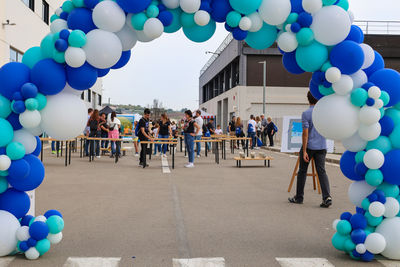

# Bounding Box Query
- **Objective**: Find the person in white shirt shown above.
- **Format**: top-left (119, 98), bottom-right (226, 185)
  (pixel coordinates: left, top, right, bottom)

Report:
top-left (194, 110), bottom-right (203, 158)
top-left (248, 115), bottom-right (257, 149)
top-left (107, 112), bottom-right (121, 158)
top-left (215, 125), bottom-right (223, 135)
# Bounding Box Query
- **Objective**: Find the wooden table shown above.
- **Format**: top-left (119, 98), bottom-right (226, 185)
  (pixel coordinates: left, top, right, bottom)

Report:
top-left (234, 156), bottom-right (274, 168)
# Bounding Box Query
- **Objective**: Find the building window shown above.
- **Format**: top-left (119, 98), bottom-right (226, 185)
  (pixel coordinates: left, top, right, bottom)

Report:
top-left (81, 92), bottom-right (84, 100)
top-left (87, 90), bottom-right (91, 103)
top-left (42, 0), bottom-right (49, 25)
top-left (92, 92), bottom-right (96, 106)
top-left (21, 0), bottom-right (35, 11)
top-left (9, 47), bottom-right (23, 63)
top-left (98, 95), bottom-right (102, 106)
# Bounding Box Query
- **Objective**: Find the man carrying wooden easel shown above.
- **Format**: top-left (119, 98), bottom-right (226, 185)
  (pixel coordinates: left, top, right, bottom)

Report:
top-left (288, 92), bottom-right (332, 208)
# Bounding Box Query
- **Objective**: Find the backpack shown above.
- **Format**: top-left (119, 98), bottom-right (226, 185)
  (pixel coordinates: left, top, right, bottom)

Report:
top-left (273, 123), bottom-right (278, 133)
top-left (134, 122), bottom-right (140, 136)
top-left (248, 123), bottom-right (254, 133)
top-left (235, 127), bottom-right (242, 135)
top-left (89, 119), bottom-right (98, 132)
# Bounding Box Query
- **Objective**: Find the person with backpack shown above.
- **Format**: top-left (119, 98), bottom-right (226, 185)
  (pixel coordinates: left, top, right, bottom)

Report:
top-left (183, 110), bottom-right (200, 168)
top-left (87, 109), bottom-right (105, 158)
top-left (235, 117), bottom-right (245, 149)
top-left (100, 113), bottom-right (109, 154)
top-left (247, 115), bottom-right (257, 149)
top-left (108, 111), bottom-right (121, 158)
top-left (194, 110), bottom-right (203, 158)
top-left (138, 109), bottom-right (154, 167)
top-left (266, 117), bottom-right (278, 147)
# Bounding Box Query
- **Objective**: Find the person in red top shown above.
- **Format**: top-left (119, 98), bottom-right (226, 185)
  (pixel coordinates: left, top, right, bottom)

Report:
top-left (87, 109), bottom-right (106, 158)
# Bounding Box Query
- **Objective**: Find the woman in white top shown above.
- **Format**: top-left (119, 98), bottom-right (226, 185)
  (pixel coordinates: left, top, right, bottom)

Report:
top-left (108, 112), bottom-right (121, 158)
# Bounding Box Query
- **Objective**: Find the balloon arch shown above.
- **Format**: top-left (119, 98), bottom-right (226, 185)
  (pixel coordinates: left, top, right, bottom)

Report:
top-left (0, 0), bottom-right (400, 262)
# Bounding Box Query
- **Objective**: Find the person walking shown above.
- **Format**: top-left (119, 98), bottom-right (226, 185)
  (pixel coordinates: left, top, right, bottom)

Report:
top-left (194, 110), bottom-right (203, 158)
top-left (100, 113), bottom-right (109, 154)
top-left (84, 108), bottom-right (93, 156)
top-left (289, 91), bottom-right (332, 208)
top-left (183, 110), bottom-right (200, 168)
top-left (152, 122), bottom-right (161, 156)
top-left (157, 113), bottom-right (173, 157)
top-left (108, 111), bottom-right (121, 158)
top-left (133, 121), bottom-right (139, 157)
top-left (247, 115), bottom-right (257, 149)
top-left (51, 140), bottom-right (60, 155)
top-left (235, 117), bottom-right (245, 149)
top-left (87, 109), bottom-right (104, 158)
top-left (266, 117), bottom-right (277, 147)
top-left (138, 109), bottom-right (153, 167)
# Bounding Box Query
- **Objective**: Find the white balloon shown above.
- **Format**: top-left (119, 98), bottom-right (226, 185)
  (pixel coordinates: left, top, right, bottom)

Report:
top-left (360, 43), bottom-right (375, 70)
top-left (162, 0), bottom-right (180, 9)
top-left (277, 32), bottom-right (298, 53)
top-left (65, 47), bottom-right (86, 68)
top-left (312, 95), bottom-right (359, 140)
top-left (348, 180), bottom-right (376, 208)
top-left (285, 24), bottom-right (292, 33)
top-left (310, 6), bottom-right (351, 46)
top-left (0, 210), bottom-right (20, 257)
top-left (369, 201), bottom-right (385, 217)
top-left (348, 10), bottom-right (355, 24)
top-left (368, 86), bottom-right (381, 100)
top-left (0, 155), bottom-right (11, 171)
top-left (374, 99), bottom-right (384, 109)
top-left (115, 23), bottom-right (138, 51)
top-left (194, 10), bottom-right (210, 26)
top-left (180, 0), bottom-right (201, 13)
top-left (19, 110), bottom-right (41, 129)
top-left (83, 29), bottom-right (122, 69)
top-left (47, 232), bottom-right (63, 244)
top-left (332, 219), bottom-right (340, 231)
top-left (92, 0), bottom-right (126, 32)
top-left (13, 129), bottom-right (37, 154)
top-left (258, 0), bottom-right (291, 26)
top-left (239, 16), bottom-right (252, 31)
top-left (50, 19), bottom-right (68, 34)
top-left (55, 7), bottom-right (63, 16)
top-left (325, 67), bottom-right (341, 84)
top-left (376, 217), bottom-right (400, 259)
top-left (350, 70), bottom-right (368, 90)
top-left (359, 106), bottom-right (381, 125)
top-left (25, 247), bottom-right (40, 260)
top-left (134, 29), bottom-right (155, 42)
top-left (355, 244), bottom-right (366, 254)
top-left (27, 126), bottom-right (44, 136)
top-left (40, 93), bottom-right (87, 140)
top-left (359, 123), bottom-right (381, 141)
top-left (384, 197), bottom-right (400, 218)
top-left (34, 215), bottom-right (47, 222)
top-left (365, 233), bottom-right (386, 254)
top-left (332, 75), bottom-right (353, 95)
top-left (342, 132), bottom-right (367, 152)
top-left (302, 0), bottom-right (322, 14)
top-left (248, 12), bottom-right (263, 32)
top-left (143, 18), bottom-right (164, 40)
top-left (61, 83), bottom-right (83, 96)
top-left (16, 226), bottom-right (30, 242)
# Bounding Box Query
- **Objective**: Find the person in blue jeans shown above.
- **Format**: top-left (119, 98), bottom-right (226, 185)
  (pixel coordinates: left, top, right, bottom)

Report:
top-left (194, 110), bottom-right (204, 158)
top-left (51, 141), bottom-right (60, 154)
top-left (183, 110), bottom-right (200, 168)
top-left (157, 113), bottom-right (173, 157)
top-left (247, 115), bottom-right (257, 149)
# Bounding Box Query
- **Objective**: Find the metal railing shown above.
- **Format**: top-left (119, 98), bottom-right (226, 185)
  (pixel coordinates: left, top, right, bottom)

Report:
top-left (200, 33), bottom-right (233, 76)
top-left (354, 20), bottom-right (400, 35)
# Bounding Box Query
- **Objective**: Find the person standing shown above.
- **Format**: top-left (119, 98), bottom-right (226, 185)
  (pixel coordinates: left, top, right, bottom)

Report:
top-left (87, 109), bottom-right (104, 158)
top-left (108, 112), bottom-right (121, 158)
top-left (235, 117), bottom-right (245, 149)
top-left (266, 117), bottom-right (277, 147)
top-left (133, 121), bottom-right (139, 157)
top-left (194, 110), bottom-right (203, 158)
top-left (247, 115), bottom-right (257, 149)
top-left (256, 116), bottom-right (262, 140)
top-left (157, 113), bottom-right (173, 157)
top-left (183, 110), bottom-right (200, 168)
top-left (206, 118), bottom-right (215, 150)
top-left (100, 113), bottom-right (109, 154)
top-left (152, 122), bottom-right (161, 156)
top-left (84, 108), bottom-right (93, 156)
top-left (261, 114), bottom-right (268, 145)
top-left (229, 116), bottom-right (237, 149)
top-left (138, 109), bottom-right (154, 167)
top-left (289, 91), bottom-right (332, 208)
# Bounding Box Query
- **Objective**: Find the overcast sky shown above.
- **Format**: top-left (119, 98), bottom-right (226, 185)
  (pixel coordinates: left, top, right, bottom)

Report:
top-left (103, 0), bottom-right (400, 110)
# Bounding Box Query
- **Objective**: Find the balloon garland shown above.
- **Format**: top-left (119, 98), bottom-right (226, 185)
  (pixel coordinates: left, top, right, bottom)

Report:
top-left (0, 0), bottom-right (400, 261)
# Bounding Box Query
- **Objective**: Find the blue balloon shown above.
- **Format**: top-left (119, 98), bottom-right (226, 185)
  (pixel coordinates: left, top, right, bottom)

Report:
top-left (19, 241), bottom-right (29, 252)
top-left (44, 209), bottom-right (63, 219)
top-left (290, 0), bottom-right (304, 13)
top-left (66, 63), bottom-right (98, 90)
top-left (60, 11), bottom-right (69, 20)
top-left (12, 100), bottom-right (26, 114)
top-left (21, 215), bottom-right (34, 226)
top-left (157, 4), bottom-right (167, 13)
top-left (309, 80), bottom-right (323, 100)
top-left (340, 151), bottom-right (363, 181)
top-left (245, 23), bottom-right (277, 50)
top-left (351, 229), bottom-right (367, 244)
top-left (59, 29), bottom-right (70, 41)
top-left (12, 92), bottom-right (23, 101)
top-left (158, 11), bottom-right (173, 27)
top-left (364, 51), bottom-right (384, 77)
top-left (67, 8), bottom-right (97, 34)
top-left (55, 39), bottom-right (69, 52)
top-left (361, 251), bottom-right (375, 262)
top-left (356, 207), bottom-right (365, 215)
top-left (83, 0), bottom-right (99, 9)
top-left (7, 154), bottom-right (45, 191)
top-left (21, 83), bottom-right (38, 100)
top-left (0, 62), bottom-right (31, 100)
top-left (0, 188), bottom-right (30, 219)
top-left (6, 112), bottom-right (22, 130)
top-left (8, 158), bottom-right (31, 180)
top-left (368, 193), bottom-right (378, 203)
top-left (375, 190), bottom-right (386, 204)
top-left (116, 0), bottom-right (151, 13)
top-left (354, 162), bottom-right (368, 177)
top-left (340, 212), bottom-right (352, 221)
top-left (31, 59), bottom-right (66, 95)
top-left (111, 50), bottom-right (131, 70)
top-left (311, 71), bottom-right (325, 84)
top-left (29, 221), bottom-right (49, 241)
top-left (380, 116), bottom-right (395, 136)
top-left (369, 69), bottom-right (400, 107)
top-left (345, 25), bottom-right (364, 44)
top-left (297, 12), bottom-right (312, 28)
top-left (200, 1), bottom-right (212, 13)
top-left (330, 41), bottom-right (364, 75)
top-left (283, 52), bottom-right (305, 75)
top-left (232, 28), bottom-right (248, 41)
top-left (97, 68), bottom-right (110, 78)
top-left (32, 136), bottom-right (42, 157)
top-left (224, 23), bottom-right (234, 32)
top-left (183, 20), bottom-right (216, 43)
top-left (290, 22), bottom-right (301, 33)
top-left (211, 0), bottom-right (233, 23)
top-left (350, 214), bottom-right (367, 230)
top-left (27, 237), bottom-right (37, 247)
top-left (381, 149), bottom-right (400, 185)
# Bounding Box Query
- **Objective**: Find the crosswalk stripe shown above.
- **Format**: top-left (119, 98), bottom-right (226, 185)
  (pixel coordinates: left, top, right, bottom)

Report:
top-left (276, 258), bottom-right (335, 267)
top-left (0, 257), bottom-right (14, 267)
top-left (162, 156), bottom-right (171, 174)
top-left (173, 258), bottom-right (225, 267)
top-left (378, 260), bottom-right (400, 267)
top-left (63, 257), bottom-right (121, 267)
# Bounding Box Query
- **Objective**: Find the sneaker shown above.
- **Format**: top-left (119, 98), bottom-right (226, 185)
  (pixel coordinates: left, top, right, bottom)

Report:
top-left (197, 155), bottom-right (201, 158)
top-left (162, 154), bottom-right (167, 158)
top-left (185, 163), bottom-right (194, 168)
top-left (51, 151), bottom-right (56, 154)
top-left (320, 197), bottom-right (332, 208)
top-left (135, 153), bottom-right (139, 157)
top-left (184, 155), bottom-right (188, 158)
top-left (288, 197), bottom-right (303, 204)
top-left (96, 156), bottom-right (101, 159)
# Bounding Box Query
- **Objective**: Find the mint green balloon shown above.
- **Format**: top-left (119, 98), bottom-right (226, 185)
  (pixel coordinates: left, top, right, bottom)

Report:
top-left (380, 91), bottom-right (390, 107)
top-left (380, 108), bottom-right (385, 118)
top-left (72, 0), bottom-right (85, 7)
top-left (47, 216), bottom-right (64, 234)
top-left (36, 239), bottom-right (51, 255)
top-left (25, 98), bottom-right (39, 111)
top-left (35, 93), bottom-right (47, 111)
top-left (366, 225), bottom-right (376, 233)
top-left (226, 11), bottom-right (241, 28)
top-left (378, 182), bottom-right (400, 198)
top-left (164, 8), bottom-right (182, 33)
top-left (386, 108), bottom-right (400, 125)
top-left (6, 142), bottom-right (25, 160)
top-left (319, 85), bottom-right (334, 96)
top-left (395, 102), bottom-right (400, 110)
top-left (337, 0), bottom-right (349, 10)
top-left (337, 220), bottom-right (352, 235)
top-left (344, 238), bottom-right (356, 252)
top-left (350, 88), bottom-right (368, 107)
top-left (321, 61), bottom-right (333, 72)
top-left (183, 20), bottom-right (216, 43)
top-left (355, 151), bottom-right (366, 163)
top-left (146, 5), bottom-right (159, 18)
top-left (50, 14), bottom-right (59, 23)
top-left (245, 23), bottom-right (277, 50)
top-left (68, 30), bottom-right (86, 47)
top-left (0, 177), bottom-right (8, 194)
top-left (62, 1), bottom-right (75, 12)
top-left (0, 95), bottom-right (11, 119)
top-left (390, 126), bottom-right (400, 149)
top-left (366, 136), bottom-right (392, 154)
top-left (365, 212), bottom-right (383, 227)
top-left (296, 28), bottom-right (314, 46)
top-left (0, 171), bottom-right (8, 177)
top-left (286, 13), bottom-right (299, 24)
top-left (40, 34), bottom-right (56, 58)
top-left (53, 50), bottom-right (66, 64)
top-left (295, 41), bottom-right (328, 72)
top-left (181, 12), bottom-right (195, 28)
top-left (131, 13), bottom-right (148, 31)
top-left (365, 169), bottom-right (384, 187)
top-left (0, 119), bottom-right (13, 147)
top-left (22, 47), bottom-right (44, 69)
top-left (229, 0), bottom-right (262, 15)
top-left (361, 198), bottom-right (370, 210)
top-left (323, 0), bottom-right (336, 5)
top-left (332, 233), bottom-right (347, 251)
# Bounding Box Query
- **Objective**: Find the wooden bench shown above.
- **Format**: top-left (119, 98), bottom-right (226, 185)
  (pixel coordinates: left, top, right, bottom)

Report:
top-left (100, 147), bottom-right (130, 156)
top-left (234, 156), bottom-right (274, 168)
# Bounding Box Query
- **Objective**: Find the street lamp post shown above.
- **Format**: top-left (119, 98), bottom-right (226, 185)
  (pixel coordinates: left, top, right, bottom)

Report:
top-left (259, 61), bottom-right (267, 115)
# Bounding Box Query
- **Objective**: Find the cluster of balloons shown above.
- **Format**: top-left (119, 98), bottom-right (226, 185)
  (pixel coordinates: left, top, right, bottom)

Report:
top-left (0, 209), bottom-right (63, 259)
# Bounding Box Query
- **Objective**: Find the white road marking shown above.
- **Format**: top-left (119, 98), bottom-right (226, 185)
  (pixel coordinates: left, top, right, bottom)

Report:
top-left (173, 258), bottom-right (225, 267)
top-left (63, 257), bottom-right (121, 267)
top-left (276, 258), bottom-right (335, 267)
top-left (0, 257), bottom-right (14, 267)
top-left (162, 156), bottom-right (171, 174)
top-left (378, 260), bottom-right (400, 267)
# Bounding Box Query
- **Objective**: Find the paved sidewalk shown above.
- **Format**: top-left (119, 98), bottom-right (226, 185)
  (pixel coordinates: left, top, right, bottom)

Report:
top-left (263, 146), bottom-right (342, 164)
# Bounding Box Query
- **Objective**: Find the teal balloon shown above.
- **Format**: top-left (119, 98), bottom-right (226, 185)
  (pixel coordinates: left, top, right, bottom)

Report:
top-left (296, 28), bottom-right (314, 46)
top-left (296, 41), bottom-right (328, 72)
top-left (131, 13), bottom-right (148, 31)
top-left (0, 118), bottom-right (14, 147)
top-left (344, 238), bottom-right (356, 252)
top-left (25, 98), bottom-right (39, 111)
top-left (365, 212), bottom-right (383, 227)
top-left (6, 142), bottom-right (26, 161)
top-left (164, 8), bottom-right (182, 33)
top-left (50, 14), bottom-right (59, 23)
top-left (0, 177), bottom-right (8, 194)
top-left (181, 12), bottom-right (195, 28)
top-left (366, 136), bottom-right (392, 154)
top-left (72, 0), bottom-right (85, 7)
top-left (361, 198), bottom-right (370, 210)
top-left (245, 23), bottom-right (277, 50)
top-left (40, 34), bottom-right (56, 58)
top-left (286, 13), bottom-right (299, 24)
top-left (319, 85), bottom-right (334, 96)
top-left (389, 126), bottom-right (400, 149)
top-left (380, 91), bottom-right (390, 107)
top-left (377, 182), bottom-right (400, 198)
top-left (386, 108), bottom-right (400, 125)
top-left (337, 0), bottom-right (349, 10)
top-left (0, 171), bottom-right (8, 177)
top-left (35, 93), bottom-right (47, 111)
top-left (62, 1), bottom-right (75, 12)
top-left (355, 151), bottom-right (366, 163)
top-left (22, 47), bottom-right (44, 69)
top-left (337, 220), bottom-right (352, 235)
top-left (351, 88), bottom-right (368, 107)
top-left (332, 233), bottom-right (347, 251)
top-left (36, 239), bottom-right (51, 255)
top-left (68, 30), bottom-right (87, 47)
top-left (146, 5), bottom-right (159, 18)
top-left (229, 0), bottom-right (262, 15)
top-left (226, 11), bottom-right (242, 28)
top-left (365, 169), bottom-right (384, 187)
top-left (183, 20), bottom-right (216, 43)
top-left (0, 95), bottom-right (11, 119)
top-left (46, 215), bottom-right (65, 234)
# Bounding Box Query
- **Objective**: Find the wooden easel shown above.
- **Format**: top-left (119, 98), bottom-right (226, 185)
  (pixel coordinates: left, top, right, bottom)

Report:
top-left (288, 156), bottom-right (321, 194)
